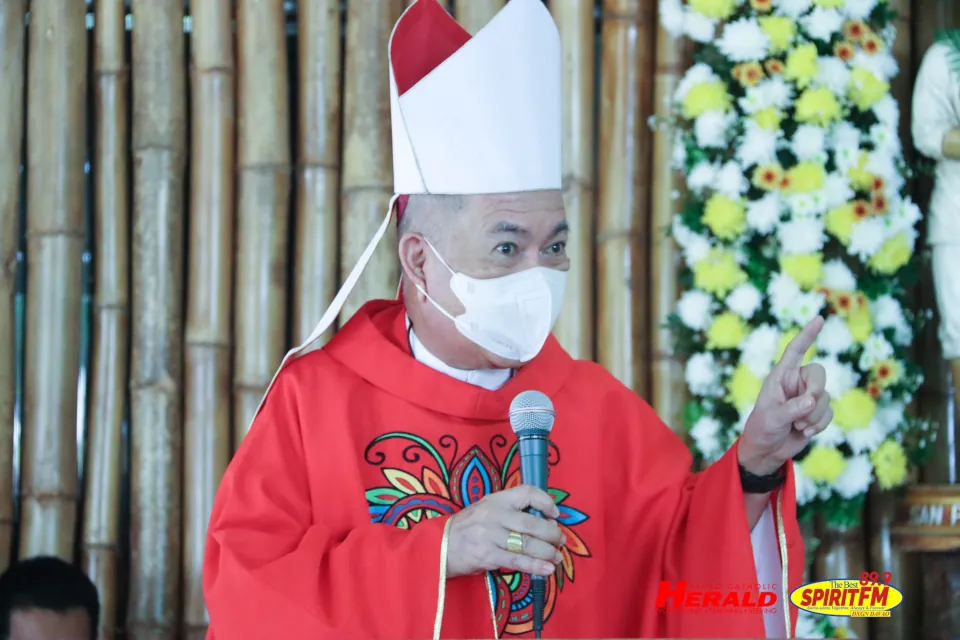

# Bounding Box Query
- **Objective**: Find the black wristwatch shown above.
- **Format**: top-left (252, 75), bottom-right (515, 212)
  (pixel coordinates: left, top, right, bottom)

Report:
top-left (739, 463), bottom-right (786, 494)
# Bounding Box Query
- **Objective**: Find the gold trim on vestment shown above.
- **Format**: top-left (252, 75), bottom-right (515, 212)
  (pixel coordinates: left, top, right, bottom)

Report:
top-left (775, 490), bottom-right (791, 639)
top-left (485, 571), bottom-right (499, 639)
top-left (433, 519), bottom-right (453, 640)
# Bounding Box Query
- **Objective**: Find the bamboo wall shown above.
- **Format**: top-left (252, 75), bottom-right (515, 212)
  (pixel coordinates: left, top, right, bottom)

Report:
top-left (0, 1), bottom-right (952, 638)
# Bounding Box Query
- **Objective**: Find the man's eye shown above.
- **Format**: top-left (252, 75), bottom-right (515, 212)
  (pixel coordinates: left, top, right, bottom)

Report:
top-left (545, 241), bottom-right (566, 256)
top-left (495, 242), bottom-right (519, 256)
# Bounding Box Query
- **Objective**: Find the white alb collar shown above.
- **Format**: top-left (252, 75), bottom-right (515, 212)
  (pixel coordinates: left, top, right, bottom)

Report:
top-left (407, 316), bottom-right (512, 391)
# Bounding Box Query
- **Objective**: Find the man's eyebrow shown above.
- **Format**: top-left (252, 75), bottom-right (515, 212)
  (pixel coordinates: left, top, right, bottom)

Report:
top-left (488, 221), bottom-right (528, 235)
top-left (550, 220), bottom-right (569, 236)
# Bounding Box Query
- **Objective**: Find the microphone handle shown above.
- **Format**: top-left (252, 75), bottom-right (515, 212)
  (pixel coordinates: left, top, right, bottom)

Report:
top-left (518, 434), bottom-right (550, 638)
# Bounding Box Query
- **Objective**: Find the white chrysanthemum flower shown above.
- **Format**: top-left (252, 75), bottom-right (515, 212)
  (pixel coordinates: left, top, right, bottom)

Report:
top-left (816, 55), bottom-right (852, 95)
top-left (776, 0), bottom-right (814, 19)
top-left (796, 611), bottom-right (828, 639)
top-left (865, 149), bottom-right (899, 182)
top-left (687, 161), bottom-right (719, 193)
top-left (823, 173), bottom-right (855, 209)
top-left (791, 290), bottom-right (827, 326)
top-left (736, 122), bottom-right (779, 167)
top-left (846, 419), bottom-right (888, 454)
top-left (875, 401), bottom-right (905, 434)
top-left (685, 352), bottom-right (724, 398)
top-left (860, 333), bottom-right (895, 370)
top-left (813, 422), bottom-right (846, 447)
top-left (716, 160), bottom-right (749, 198)
top-left (869, 123), bottom-right (901, 155)
top-left (726, 283), bottom-right (763, 320)
top-left (741, 324), bottom-right (780, 378)
top-left (835, 454), bottom-right (874, 499)
top-left (769, 273), bottom-right (803, 326)
top-left (834, 145), bottom-right (861, 173)
top-left (848, 217), bottom-right (887, 260)
top-left (873, 95), bottom-right (900, 128)
top-left (786, 193), bottom-right (817, 219)
top-left (746, 192), bottom-right (783, 234)
top-left (843, 0), bottom-right (878, 20)
top-left (831, 121), bottom-right (863, 150)
top-left (814, 356), bottom-right (859, 398)
top-left (791, 124), bottom-right (827, 162)
top-left (794, 464), bottom-right (821, 506)
top-left (779, 218), bottom-right (826, 255)
top-left (675, 63), bottom-right (718, 102)
top-left (851, 50), bottom-right (898, 82)
top-left (676, 289), bottom-right (714, 331)
top-left (659, 0), bottom-right (685, 36)
top-left (671, 136), bottom-right (687, 169)
top-left (889, 198), bottom-right (923, 236)
top-left (690, 415), bottom-right (725, 462)
top-left (695, 110), bottom-right (731, 149)
top-left (672, 219), bottom-right (712, 265)
top-left (684, 9), bottom-right (718, 43)
top-left (802, 7), bottom-right (844, 42)
top-left (763, 76), bottom-right (794, 109)
top-left (821, 258), bottom-right (857, 291)
top-left (717, 18), bottom-right (770, 62)
top-left (872, 295), bottom-right (906, 332)
top-left (817, 315), bottom-right (855, 355)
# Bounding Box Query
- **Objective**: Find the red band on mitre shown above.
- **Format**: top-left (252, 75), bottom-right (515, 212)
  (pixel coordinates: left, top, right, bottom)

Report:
top-left (390, 0), bottom-right (472, 97)
top-left (395, 194), bottom-right (410, 224)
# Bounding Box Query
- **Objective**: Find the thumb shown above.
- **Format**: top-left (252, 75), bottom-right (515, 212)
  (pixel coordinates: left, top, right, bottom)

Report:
top-left (774, 394), bottom-right (816, 426)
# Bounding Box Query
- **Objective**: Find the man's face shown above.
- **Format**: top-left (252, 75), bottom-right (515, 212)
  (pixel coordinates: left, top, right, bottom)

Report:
top-left (408, 189), bottom-right (569, 367)
top-left (9, 608), bottom-right (92, 640)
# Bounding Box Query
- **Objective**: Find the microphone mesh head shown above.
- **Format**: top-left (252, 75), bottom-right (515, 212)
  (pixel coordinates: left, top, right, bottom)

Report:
top-left (509, 390), bottom-right (555, 436)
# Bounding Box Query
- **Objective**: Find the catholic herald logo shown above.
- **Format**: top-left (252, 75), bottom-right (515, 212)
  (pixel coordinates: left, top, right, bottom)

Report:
top-left (655, 580), bottom-right (778, 615)
top-left (790, 573), bottom-right (903, 618)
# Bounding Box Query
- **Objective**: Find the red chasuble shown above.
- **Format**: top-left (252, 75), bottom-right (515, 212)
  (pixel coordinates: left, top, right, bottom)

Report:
top-left (203, 300), bottom-right (803, 639)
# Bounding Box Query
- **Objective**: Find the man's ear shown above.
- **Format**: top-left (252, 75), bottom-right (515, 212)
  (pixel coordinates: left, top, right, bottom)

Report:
top-left (398, 233), bottom-right (428, 294)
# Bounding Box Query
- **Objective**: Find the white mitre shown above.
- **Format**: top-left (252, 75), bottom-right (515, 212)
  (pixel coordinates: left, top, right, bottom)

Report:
top-left (247, 0), bottom-right (562, 423)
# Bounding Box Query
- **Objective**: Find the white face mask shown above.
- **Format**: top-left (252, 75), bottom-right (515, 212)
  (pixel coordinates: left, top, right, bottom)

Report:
top-left (415, 239), bottom-right (567, 363)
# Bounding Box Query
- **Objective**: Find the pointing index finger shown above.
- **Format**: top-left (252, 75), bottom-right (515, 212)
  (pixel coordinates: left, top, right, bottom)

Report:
top-left (775, 316), bottom-right (824, 372)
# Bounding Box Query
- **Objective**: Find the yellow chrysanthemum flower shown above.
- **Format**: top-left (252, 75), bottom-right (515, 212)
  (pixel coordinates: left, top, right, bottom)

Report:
top-left (795, 87), bottom-right (842, 125)
top-left (753, 106), bottom-right (784, 131)
top-left (868, 233), bottom-right (912, 274)
top-left (872, 359), bottom-right (903, 389)
top-left (802, 446), bottom-right (847, 484)
top-left (750, 0), bottom-right (773, 12)
top-left (847, 151), bottom-right (875, 191)
top-left (759, 16), bottom-right (796, 52)
top-left (682, 81), bottom-right (732, 119)
top-left (825, 203), bottom-right (856, 245)
top-left (776, 328), bottom-right (817, 365)
top-left (703, 194), bottom-right (747, 240)
top-left (785, 162), bottom-right (826, 193)
top-left (727, 362), bottom-right (764, 411)
top-left (752, 163), bottom-right (784, 191)
top-left (832, 388), bottom-right (877, 430)
top-left (848, 304), bottom-right (873, 342)
top-left (871, 439), bottom-right (909, 489)
top-left (688, 0), bottom-right (737, 19)
top-left (785, 43), bottom-right (820, 89)
top-left (848, 67), bottom-right (889, 111)
top-left (707, 312), bottom-right (749, 350)
top-left (780, 253), bottom-right (823, 290)
top-left (693, 248), bottom-right (749, 298)
top-left (814, 0), bottom-right (846, 7)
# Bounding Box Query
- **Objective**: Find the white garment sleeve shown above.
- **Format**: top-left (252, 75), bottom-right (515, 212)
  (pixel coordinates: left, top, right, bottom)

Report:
top-left (912, 44), bottom-right (959, 160)
top-left (751, 505), bottom-right (786, 639)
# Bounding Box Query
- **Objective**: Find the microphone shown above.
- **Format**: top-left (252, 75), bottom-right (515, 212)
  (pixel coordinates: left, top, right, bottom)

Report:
top-left (509, 390), bottom-right (555, 640)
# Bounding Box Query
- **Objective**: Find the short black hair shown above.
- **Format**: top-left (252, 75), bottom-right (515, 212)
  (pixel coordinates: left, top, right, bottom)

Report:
top-left (0, 556), bottom-right (99, 639)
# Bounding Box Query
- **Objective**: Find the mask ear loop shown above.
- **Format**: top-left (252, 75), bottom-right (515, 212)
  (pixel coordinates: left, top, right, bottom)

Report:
top-left (247, 194), bottom-right (401, 425)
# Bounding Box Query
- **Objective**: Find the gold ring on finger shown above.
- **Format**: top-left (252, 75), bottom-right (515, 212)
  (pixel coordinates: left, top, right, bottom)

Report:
top-left (506, 530), bottom-right (525, 555)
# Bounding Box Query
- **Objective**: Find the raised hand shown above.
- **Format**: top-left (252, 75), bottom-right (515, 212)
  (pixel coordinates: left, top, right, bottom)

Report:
top-left (446, 485), bottom-right (565, 578)
top-left (738, 316), bottom-right (833, 476)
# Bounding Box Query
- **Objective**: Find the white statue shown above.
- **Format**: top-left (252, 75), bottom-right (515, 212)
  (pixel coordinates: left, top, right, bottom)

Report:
top-left (912, 31), bottom-right (960, 410)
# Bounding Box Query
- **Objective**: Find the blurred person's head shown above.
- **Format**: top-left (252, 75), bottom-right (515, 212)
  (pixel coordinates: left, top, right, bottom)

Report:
top-left (0, 556), bottom-right (98, 640)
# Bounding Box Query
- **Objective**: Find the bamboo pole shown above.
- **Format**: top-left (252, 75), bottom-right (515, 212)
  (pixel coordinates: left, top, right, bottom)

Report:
top-left (549, 0), bottom-right (595, 362)
top-left (339, 1), bottom-right (401, 323)
top-left (815, 519), bottom-right (869, 637)
top-left (596, 0), bottom-right (655, 397)
top-left (82, 0), bottom-right (128, 635)
top-left (0, 0), bottom-right (25, 571)
top-left (293, 0), bottom-right (341, 347)
top-left (129, 1), bottom-right (186, 636)
top-left (453, 0), bottom-right (503, 34)
top-left (233, 0), bottom-right (291, 447)
top-left (19, 0), bottom-right (87, 561)
top-left (649, 23), bottom-right (687, 432)
top-left (184, 1), bottom-right (235, 637)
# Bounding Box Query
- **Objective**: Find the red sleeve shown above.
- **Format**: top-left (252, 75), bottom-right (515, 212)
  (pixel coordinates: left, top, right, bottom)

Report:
top-left (625, 402), bottom-right (803, 639)
top-left (202, 367), bottom-right (449, 640)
